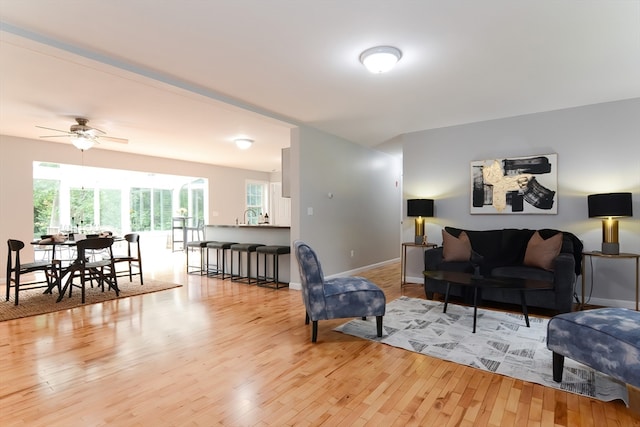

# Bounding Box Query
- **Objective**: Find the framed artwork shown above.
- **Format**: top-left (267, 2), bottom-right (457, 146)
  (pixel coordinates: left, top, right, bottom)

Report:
top-left (470, 154), bottom-right (558, 214)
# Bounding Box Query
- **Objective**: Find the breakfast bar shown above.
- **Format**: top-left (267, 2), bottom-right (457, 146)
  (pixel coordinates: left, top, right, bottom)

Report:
top-left (205, 224), bottom-right (291, 283)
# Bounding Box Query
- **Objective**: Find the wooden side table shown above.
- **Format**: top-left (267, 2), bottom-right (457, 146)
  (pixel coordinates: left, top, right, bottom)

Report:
top-left (581, 251), bottom-right (640, 311)
top-left (401, 242), bottom-right (437, 288)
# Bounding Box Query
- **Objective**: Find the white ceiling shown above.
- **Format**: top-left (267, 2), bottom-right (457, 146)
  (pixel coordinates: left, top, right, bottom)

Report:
top-left (1, 1), bottom-right (639, 173)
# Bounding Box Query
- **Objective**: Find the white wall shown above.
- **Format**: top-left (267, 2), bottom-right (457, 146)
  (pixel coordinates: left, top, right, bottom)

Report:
top-left (402, 99), bottom-right (640, 308)
top-left (0, 135), bottom-right (270, 273)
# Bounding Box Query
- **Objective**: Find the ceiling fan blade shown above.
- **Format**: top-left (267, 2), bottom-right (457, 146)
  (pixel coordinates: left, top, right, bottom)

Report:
top-left (40, 135), bottom-right (74, 138)
top-left (100, 135), bottom-right (129, 144)
top-left (36, 125), bottom-right (71, 134)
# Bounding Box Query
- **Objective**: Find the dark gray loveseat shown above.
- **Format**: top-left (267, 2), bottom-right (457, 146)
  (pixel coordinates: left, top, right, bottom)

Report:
top-left (424, 227), bottom-right (583, 313)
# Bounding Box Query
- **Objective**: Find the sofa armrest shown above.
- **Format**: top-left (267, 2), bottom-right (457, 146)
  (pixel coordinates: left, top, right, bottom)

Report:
top-left (424, 247), bottom-right (444, 270)
top-left (553, 253), bottom-right (577, 313)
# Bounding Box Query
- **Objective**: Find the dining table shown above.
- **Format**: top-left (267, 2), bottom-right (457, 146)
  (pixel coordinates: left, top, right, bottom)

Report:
top-left (31, 235), bottom-right (124, 301)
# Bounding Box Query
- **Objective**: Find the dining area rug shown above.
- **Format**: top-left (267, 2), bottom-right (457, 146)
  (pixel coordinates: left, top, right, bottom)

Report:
top-left (335, 296), bottom-right (629, 406)
top-left (1, 278), bottom-right (181, 322)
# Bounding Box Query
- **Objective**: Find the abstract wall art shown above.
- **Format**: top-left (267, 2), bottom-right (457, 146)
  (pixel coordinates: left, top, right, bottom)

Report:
top-left (470, 154), bottom-right (558, 214)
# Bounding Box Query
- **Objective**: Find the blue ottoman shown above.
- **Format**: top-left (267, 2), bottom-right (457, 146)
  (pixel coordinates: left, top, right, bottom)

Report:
top-left (547, 308), bottom-right (640, 405)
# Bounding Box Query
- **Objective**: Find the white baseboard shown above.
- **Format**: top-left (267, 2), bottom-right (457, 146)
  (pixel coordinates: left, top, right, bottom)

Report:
top-left (288, 257), bottom-right (401, 292)
top-left (581, 296), bottom-right (638, 310)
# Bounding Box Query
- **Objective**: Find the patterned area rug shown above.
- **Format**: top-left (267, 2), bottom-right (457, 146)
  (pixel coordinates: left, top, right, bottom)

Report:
top-left (1, 278), bottom-right (181, 322)
top-left (335, 296), bottom-right (628, 405)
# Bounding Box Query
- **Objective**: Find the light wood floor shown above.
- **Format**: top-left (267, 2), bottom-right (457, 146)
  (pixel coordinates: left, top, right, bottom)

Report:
top-left (1, 251), bottom-right (638, 426)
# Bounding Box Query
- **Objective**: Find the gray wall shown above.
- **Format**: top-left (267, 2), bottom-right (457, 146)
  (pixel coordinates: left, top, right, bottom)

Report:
top-left (289, 125), bottom-right (402, 286)
top-left (402, 98), bottom-right (640, 308)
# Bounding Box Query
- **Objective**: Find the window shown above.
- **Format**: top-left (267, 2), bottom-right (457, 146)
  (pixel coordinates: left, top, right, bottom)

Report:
top-left (179, 179), bottom-right (205, 226)
top-left (130, 187), bottom-right (151, 231)
top-left (70, 187), bottom-right (95, 229)
top-left (100, 189), bottom-right (122, 234)
top-left (245, 181), bottom-right (268, 225)
top-left (33, 162), bottom-right (207, 238)
top-left (33, 178), bottom-right (60, 237)
top-left (153, 188), bottom-right (172, 231)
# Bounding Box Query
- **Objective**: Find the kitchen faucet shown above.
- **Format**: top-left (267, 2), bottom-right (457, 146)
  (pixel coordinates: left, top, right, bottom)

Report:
top-left (243, 208), bottom-right (257, 224)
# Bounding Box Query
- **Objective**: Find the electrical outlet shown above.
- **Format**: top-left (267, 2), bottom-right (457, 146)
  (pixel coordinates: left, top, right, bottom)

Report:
top-left (350, 250), bottom-right (355, 257)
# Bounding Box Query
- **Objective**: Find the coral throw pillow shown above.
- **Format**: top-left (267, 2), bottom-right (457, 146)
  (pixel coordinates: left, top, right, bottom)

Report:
top-left (524, 231), bottom-right (563, 271)
top-left (442, 229), bottom-right (471, 262)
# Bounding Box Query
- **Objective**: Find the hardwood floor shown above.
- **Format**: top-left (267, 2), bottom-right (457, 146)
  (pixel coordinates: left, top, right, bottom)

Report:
top-left (1, 250), bottom-right (638, 426)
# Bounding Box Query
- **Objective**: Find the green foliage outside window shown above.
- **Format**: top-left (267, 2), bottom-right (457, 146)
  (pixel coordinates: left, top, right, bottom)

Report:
top-left (100, 189), bottom-right (122, 234)
top-left (33, 179), bottom-right (60, 237)
top-left (130, 188), bottom-right (151, 231)
top-left (153, 188), bottom-right (172, 231)
top-left (70, 187), bottom-right (95, 230)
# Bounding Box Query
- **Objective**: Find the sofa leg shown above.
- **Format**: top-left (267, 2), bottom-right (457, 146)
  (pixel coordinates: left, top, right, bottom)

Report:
top-left (552, 352), bottom-right (564, 382)
top-left (376, 316), bottom-right (383, 337)
top-left (311, 320), bottom-right (318, 343)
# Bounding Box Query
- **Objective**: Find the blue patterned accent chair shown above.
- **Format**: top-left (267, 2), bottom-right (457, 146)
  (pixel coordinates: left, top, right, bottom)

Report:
top-left (293, 240), bottom-right (386, 343)
top-left (547, 308), bottom-right (640, 394)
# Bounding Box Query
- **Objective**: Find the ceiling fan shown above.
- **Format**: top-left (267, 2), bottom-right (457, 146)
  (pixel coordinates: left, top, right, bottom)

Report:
top-left (37, 117), bottom-right (128, 150)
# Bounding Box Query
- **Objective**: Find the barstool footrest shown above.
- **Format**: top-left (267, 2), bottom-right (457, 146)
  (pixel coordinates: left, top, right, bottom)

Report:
top-left (256, 245), bottom-right (290, 289)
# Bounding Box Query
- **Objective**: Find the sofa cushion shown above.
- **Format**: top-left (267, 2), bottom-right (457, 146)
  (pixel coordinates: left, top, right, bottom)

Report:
top-left (492, 265), bottom-right (555, 282)
top-left (524, 231), bottom-right (563, 271)
top-left (442, 229), bottom-right (471, 262)
top-left (500, 228), bottom-right (535, 266)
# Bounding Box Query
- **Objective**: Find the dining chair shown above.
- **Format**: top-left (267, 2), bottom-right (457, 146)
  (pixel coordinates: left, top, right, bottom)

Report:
top-left (6, 239), bottom-right (60, 305)
top-left (112, 233), bottom-right (143, 284)
top-left (61, 237), bottom-right (119, 303)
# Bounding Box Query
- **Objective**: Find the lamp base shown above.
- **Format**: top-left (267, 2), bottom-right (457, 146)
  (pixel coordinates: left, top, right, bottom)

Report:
top-left (602, 242), bottom-right (619, 255)
top-left (415, 235), bottom-right (424, 244)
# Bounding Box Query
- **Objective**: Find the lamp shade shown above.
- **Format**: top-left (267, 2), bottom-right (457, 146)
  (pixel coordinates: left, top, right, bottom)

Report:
top-left (587, 193), bottom-right (633, 218)
top-left (407, 199), bottom-right (434, 217)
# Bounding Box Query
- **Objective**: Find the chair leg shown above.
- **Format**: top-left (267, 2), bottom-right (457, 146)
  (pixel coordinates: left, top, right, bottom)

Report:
top-left (312, 320), bottom-right (318, 343)
top-left (305, 312), bottom-right (310, 325)
top-left (14, 276), bottom-right (20, 306)
top-left (552, 352), bottom-right (564, 382)
top-left (376, 316), bottom-right (383, 337)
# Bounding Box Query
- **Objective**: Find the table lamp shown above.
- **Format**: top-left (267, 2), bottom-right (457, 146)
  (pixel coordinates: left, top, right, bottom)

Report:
top-left (587, 192), bottom-right (633, 255)
top-left (407, 199), bottom-right (434, 244)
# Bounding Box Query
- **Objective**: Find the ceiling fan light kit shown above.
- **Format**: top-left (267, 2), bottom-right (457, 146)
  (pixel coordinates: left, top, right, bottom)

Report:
top-left (71, 135), bottom-right (95, 151)
top-left (37, 117), bottom-right (129, 150)
top-left (360, 46), bottom-right (402, 74)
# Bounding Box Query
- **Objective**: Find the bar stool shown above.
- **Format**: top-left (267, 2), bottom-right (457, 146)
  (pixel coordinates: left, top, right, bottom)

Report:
top-left (206, 241), bottom-right (237, 279)
top-left (230, 243), bottom-right (265, 284)
top-left (256, 245), bottom-right (291, 289)
top-left (187, 239), bottom-right (216, 275)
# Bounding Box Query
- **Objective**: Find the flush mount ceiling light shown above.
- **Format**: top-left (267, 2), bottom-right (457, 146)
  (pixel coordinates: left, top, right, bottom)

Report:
top-left (359, 46), bottom-right (402, 74)
top-left (71, 135), bottom-right (95, 151)
top-left (234, 138), bottom-right (254, 150)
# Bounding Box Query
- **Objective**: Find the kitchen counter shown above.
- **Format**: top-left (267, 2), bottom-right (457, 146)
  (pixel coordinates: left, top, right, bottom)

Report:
top-left (205, 224), bottom-right (291, 283)
top-left (205, 224), bottom-right (290, 246)
top-left (208, 224), bottom-right (290, 229)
